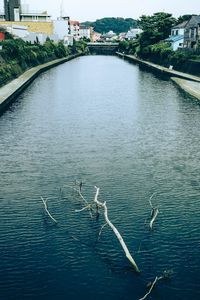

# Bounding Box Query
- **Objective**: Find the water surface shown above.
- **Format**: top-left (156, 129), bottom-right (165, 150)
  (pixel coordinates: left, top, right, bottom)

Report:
top-left (0, 55), bottom-right (200, 300)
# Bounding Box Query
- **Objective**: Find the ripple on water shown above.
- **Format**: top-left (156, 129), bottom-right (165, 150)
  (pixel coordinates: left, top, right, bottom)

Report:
top-left (0, 56), bottom-right (200, 300)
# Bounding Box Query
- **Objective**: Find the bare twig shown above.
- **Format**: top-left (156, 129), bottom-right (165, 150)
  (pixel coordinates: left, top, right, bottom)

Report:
top-left (75, 204), bottom-right (92, 213)
top-left (149, 192), bottom-right (156, 208)
top-left (138, 270), bottom-right (173, 300)
top-left (138, 276), bottom-right (162, 300)
top-left (150, 208), bottom-right (159, 229)
top-left (41, 197), bottom-right (57, 224)
top-left (148, 193), bottom-right (159, 230)
top-left (63, 184), bottom-right (89, 205)
top-left (98, 223), bottom-right (108, 240)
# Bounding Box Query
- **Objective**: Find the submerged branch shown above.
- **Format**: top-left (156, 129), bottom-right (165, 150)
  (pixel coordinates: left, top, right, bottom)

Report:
top-left (41, 197), bottom-right (57, 223)
top-left (138, 276), bottom-right (162, 300)
top-left (139, 270), bottom-right (172, 300)
top-left (98, 223), bottom-right (108, 240)
top-left (148, 193), bottom-right (159, 229)
top-left (93, 186), bottom-right (140, 273)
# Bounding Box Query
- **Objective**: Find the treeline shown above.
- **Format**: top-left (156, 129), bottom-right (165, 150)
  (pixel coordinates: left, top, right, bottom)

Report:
top-left (82, 17), bottom-right (137, 34)
top-left (0, 35), bottom-right (87, 87)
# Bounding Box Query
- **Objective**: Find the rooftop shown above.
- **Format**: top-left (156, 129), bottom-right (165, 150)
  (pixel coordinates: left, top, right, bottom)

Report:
top-left (172, 21), bottom-right (188, 29)
top-left (165, 35), bottom-right (184, 42)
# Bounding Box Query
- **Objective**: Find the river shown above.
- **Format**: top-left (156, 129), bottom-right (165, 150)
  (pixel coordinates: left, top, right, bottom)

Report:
top-left (0, 55), bottom-right (200, 300)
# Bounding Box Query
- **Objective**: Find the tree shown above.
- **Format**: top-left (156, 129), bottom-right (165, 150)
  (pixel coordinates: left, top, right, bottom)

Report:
top-left (137, 12), bottom-right (176, 57)
top-left (176, 14), bottom-right (195, 24)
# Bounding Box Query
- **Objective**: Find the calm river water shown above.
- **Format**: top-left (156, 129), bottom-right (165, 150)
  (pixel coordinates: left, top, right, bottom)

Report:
top-left (0, 55), bottom-right (200, 300)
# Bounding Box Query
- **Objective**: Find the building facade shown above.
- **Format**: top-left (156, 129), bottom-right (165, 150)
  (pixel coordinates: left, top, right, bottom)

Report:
top-left (165, 21), bottom-right (187, 51)
top-left (79, 25), bottom-right (92, 40)
top-left (4, 0), bottom-right (21, 21)
top-left (69, 20), bottom-right (80, 40)
top-left (184, 15), bottom-right (200, 49)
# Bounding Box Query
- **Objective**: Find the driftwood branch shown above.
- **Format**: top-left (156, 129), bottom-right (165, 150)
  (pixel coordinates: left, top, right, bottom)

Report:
top-left (98, 223), bottom-right (108, 240)
top-left (75, 204), bottom-right (92, 213)
top-left (63, 184), bottom-right (94, 218)
top-left (138, 276), bottom-right (162, 300)
top-left (41, 197), bottom-right (57, 223)
top-left (93, 186), bottom-right (140, 273)
top-left (139, 270), bottom-right (172, 300)
top-left (63, 184), bottom-right (89, 205)
top-left (149, 193), bottom-right (159, 230)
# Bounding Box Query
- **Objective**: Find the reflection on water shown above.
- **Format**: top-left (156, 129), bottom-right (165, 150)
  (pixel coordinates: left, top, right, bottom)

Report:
top-left (0, 56), bottom-right (200, 300)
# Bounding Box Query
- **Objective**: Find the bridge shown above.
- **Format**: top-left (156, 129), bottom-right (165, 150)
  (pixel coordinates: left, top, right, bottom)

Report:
top-left (87, 42), bottom-right (119, 55)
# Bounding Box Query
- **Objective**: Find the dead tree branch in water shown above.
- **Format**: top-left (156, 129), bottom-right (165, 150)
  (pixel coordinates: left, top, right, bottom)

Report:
top-left (41, 197), bottom-right (58, 224)
top-left (93, 186), bottom-right (140, 273)
top-left (149, 193), bottom-right (159, 230)
top-left (138, 270), bottom-right (173, 300)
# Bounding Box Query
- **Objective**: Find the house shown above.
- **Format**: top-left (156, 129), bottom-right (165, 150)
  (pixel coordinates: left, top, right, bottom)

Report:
top-left (91, 31), bottom-right (101, 42)
top-left (79, 25), bottom-right (92, 40)
top-left (20, 11), bottom-right (51, 22)
top-left (53, 17), bottom-right (70, 40)
top-left (165, 21), bottom-right (188, 51)
top-left (69, 20), bottom-right (80, 40)
top-left (125, 28), bottom-right (142, 40)
top-left (102, 30), bottom-right (117, 41)
top-left (184, 15), bottom-right (200, 49)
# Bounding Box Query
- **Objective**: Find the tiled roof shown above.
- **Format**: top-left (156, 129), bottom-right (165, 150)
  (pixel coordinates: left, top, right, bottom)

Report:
top-left (70, 20), bottom-right (79, 25)
top-left (172, 21), bottom-right (188, 29)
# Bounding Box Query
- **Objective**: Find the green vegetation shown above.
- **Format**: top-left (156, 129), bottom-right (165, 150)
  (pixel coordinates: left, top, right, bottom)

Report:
top-left (118, 12), bottom-right (200, 75)
top-left (0, 34), bottom-right (87, 87)
top-left (82, 17), bottom-right (137, 34)
top-left (136, 12), bottom-right (176, 57)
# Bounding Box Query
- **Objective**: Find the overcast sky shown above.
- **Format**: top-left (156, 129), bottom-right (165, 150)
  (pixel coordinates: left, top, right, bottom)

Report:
top-left (2, 0), bottom-right (200, 21)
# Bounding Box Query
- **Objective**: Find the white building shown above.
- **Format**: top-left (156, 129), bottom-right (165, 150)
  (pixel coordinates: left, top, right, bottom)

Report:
top-left (1, 24), bottom-right (28, 38)
top-left (53, 18), bottom-right (70, 40)
top-left (79, 25), bottom-right (92, 40)
top-left (0, 0), bottom-right (4, 20)
top-left (20, 3), bottom-right (51, 22)
top-left (126, 28), bottom-right (143, 40)
top-left (63, 34), bottom-right (73, 46)
top-left (20, 11), bottom-right (51, 22)
top-left (102, 30), bottom-right (117, 41)
top-left (23, 32), bottom-right (59, 44)
top-left (165, 21), bottom-right (188, 51)
top-left (69, 20), bottom-right (80, 40)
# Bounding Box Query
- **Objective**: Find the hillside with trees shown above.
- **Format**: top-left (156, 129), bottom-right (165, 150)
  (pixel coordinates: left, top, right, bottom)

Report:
top-left (82, 17), bottom-right (137, 34)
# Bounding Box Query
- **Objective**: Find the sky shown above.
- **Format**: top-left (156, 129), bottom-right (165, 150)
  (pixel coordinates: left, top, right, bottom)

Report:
top-left (1, 0), bottom-right (200, 21)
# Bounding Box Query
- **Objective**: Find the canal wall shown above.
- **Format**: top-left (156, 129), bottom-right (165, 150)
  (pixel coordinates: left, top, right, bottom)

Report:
top-left (116, 52), bottom-right (200, 101)
top-left (171, 77), bottom-right (200, 101)
top-left (116, 52), bottom-right (200, 83)
top-left (0, 53), bottom-right (83, 115)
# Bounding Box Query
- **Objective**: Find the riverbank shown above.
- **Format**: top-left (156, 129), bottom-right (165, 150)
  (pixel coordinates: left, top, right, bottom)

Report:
top-left (0, 53), bottom-right (82, 115)
top-left (171, 77), bottom-right (200, 101)
top-left (117, 52), bottom-right (200, 101)
top-left (116, 52), bottom-right (200, 83)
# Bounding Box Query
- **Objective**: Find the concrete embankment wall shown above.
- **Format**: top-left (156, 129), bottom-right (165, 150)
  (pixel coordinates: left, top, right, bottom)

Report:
top-left (117, 52), bottom-right (200, 101)
top-left (171, 77), bottom-right (200, 101)
top-left (116, 52), bottom-right (200, 83)
top-left (0, 53), bottom-right (83, 115)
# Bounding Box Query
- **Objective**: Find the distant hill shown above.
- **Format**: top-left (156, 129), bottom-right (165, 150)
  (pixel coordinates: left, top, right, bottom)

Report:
top-left (82, 17), bottom-right (137, 34)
